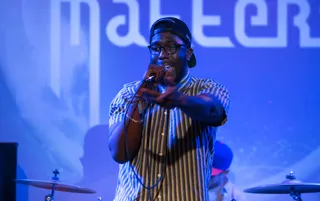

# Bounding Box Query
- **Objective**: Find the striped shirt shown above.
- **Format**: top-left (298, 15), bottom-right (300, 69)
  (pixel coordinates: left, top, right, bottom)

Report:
top-left (109, 72), bottom-right (230, 201)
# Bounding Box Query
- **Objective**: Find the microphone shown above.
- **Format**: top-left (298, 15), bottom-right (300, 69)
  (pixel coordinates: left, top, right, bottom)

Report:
top-left (144, 75), bottom-right (155, 82)
top-left (144, 65), bottom-right (170, 83)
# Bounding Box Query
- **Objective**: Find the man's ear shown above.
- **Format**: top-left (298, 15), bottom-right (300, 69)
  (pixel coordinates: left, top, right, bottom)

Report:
top-left (186, 47), bottom-right (194, 60)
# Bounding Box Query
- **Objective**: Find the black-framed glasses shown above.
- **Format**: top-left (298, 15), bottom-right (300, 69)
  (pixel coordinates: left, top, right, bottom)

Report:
top-left (148, 44), bottom-right (188, 55)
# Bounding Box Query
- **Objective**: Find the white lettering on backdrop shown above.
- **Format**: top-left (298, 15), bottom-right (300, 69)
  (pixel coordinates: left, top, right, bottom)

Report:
top-left (50, 0), bottom-right (319, 124)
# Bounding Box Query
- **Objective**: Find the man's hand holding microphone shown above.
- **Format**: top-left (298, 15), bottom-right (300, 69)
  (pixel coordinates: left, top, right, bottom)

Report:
top-left (137, 64), bottom-right (184, 110)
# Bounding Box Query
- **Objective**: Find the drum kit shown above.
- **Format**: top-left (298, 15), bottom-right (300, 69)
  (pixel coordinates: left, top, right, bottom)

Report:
top-left (14, 169), bottom-right (101, 201)
top-left (14, 169), bottom-right (320, 201)
top-left (243, 171), bottom-right (320, 201)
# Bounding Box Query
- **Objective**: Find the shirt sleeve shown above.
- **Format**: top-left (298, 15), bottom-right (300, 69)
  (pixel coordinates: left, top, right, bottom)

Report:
top-left (198, 79), bottom-right (230, 125)
top-left (108, 87), bottom-right (132, 128)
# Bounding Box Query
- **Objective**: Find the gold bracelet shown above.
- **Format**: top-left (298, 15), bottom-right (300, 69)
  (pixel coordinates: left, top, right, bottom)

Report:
top-left (126, 114), bottom-right (143, 123)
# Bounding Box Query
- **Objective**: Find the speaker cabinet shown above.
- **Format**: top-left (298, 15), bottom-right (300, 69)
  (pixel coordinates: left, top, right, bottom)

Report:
top-left (0, 142), bottom-right (17, 201)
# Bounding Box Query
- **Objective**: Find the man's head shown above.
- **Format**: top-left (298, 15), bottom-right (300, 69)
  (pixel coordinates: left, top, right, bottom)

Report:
top-left (209, 140), bottom-right (234, 189)
top-left (148, 17), bottom-right (196, 83)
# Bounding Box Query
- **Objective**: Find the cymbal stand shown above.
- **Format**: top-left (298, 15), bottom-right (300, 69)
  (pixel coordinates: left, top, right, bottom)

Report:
top-left (290, 190), bottom-right (302, 201)
top-left (44, 169), bottom-right (60, 201)
top-left (286, 171), bottom-right (303, 201)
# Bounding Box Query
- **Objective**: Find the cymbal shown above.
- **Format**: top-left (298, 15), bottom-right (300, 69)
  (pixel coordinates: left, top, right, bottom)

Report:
top-left (15, 179), bottom-right (96, 194)
top-left (244, 179), bottom-right (320, 194)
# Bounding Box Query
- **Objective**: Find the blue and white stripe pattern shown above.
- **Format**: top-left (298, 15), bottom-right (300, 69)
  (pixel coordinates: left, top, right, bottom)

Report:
top-left (109, 73), bottom-right (230, 201)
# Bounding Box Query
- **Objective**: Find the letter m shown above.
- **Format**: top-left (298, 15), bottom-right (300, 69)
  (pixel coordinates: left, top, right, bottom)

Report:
top-left (50, 0), bottom-right (100, 126)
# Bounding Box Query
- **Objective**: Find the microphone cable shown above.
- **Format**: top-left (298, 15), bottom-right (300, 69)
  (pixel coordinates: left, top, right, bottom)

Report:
top-left (123, 78), bottom-right (169, 201)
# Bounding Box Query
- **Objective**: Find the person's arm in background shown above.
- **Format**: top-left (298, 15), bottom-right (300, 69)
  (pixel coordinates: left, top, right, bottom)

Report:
top-left (231, 183), bottom-right (247, 201)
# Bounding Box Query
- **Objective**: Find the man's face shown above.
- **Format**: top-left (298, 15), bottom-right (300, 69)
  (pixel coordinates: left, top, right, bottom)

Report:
top-left (208, 171), bottom-right (229, 189)
top-left (149, 32), bottom-right (191, 83)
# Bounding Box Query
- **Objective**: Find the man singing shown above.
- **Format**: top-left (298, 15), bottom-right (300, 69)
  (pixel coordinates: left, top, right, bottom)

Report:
top-left (108, 17), bottom-right (230, 201)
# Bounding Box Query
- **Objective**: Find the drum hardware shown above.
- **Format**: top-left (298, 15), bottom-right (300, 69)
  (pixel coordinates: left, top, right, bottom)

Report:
top-left (15, 169), bottom-right (96, 201)
top-left (244, 171), bottom-right (320, 201)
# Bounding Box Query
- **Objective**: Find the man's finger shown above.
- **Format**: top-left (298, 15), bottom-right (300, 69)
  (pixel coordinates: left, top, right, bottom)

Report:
top-left (140, 88), bottom-right (161, 97)
top-left (155, 92), bottom-right (170, 103)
